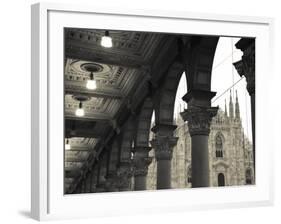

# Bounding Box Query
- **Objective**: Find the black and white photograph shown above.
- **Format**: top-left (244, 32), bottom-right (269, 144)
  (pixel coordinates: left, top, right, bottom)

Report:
top-left (63, 28), bottom-right (255, 194)
top-left (1, 0), bottom-right (280, 222)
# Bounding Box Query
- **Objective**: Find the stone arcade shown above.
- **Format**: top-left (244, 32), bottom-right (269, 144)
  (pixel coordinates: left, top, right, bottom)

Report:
top-left (63, 29), bottom-right (255, 193)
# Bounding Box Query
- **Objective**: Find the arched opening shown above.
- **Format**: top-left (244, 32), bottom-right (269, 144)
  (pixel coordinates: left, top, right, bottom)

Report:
top-left (218, 173), bottom-right (225, 186)
top-left (246, 168), bottom-right (252, 184)
top-left (187, 165), bottom-right (192, 184)
top-left (174, 72), bottom-right (187, 121)
top-left (171, 72), bottom-right (188, 189)
top-left (215, 134), bottom-right (223, 158)
top-left (211, 37), bottom-right (252, 143)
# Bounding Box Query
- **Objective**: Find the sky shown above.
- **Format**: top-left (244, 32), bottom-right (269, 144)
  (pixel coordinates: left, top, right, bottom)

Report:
top-left (174, 37), bottom-right (252, 142)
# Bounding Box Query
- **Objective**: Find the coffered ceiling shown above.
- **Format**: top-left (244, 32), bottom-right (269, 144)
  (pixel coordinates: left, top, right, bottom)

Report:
top-left (64, 28), bottom-right (179, 193)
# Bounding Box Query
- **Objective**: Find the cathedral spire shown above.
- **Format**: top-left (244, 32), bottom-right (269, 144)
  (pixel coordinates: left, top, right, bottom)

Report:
top-left (235, 90), bottom-right (240, 120)
top-left (224, 99), bottom-right (228, 117)
top-left (229, 90), bottom-right (234, 119)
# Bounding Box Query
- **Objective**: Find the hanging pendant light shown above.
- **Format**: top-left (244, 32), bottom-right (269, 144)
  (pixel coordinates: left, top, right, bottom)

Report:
top-left (75, 101), bottom-right (85, 117)
top-left (65, 138), bottom-right (71, 150)
top-left (101, 30), bottom-right (113, 48)
top-left (86, 72), bottom-right (97, 90)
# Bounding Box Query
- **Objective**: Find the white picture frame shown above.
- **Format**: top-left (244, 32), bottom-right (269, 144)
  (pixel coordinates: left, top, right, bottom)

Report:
top-left (31, 2), bottom-right (275, 221)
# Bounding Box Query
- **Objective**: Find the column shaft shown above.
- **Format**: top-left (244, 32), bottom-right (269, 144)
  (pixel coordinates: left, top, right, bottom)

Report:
top-left (117, 161), bottom-right (132, 191)
top-left (151, 124), bottom-right (178, 190)
top-left (132, 147), bottom-right (152, 191)
top-left (156, 160), bottom-right (171, 189)
top-left (191, 135), bottom-right (209, 187)
top-left (181, 93), bottom-right (218, 188)
top-left (134, 176), bottom-right (146, 190)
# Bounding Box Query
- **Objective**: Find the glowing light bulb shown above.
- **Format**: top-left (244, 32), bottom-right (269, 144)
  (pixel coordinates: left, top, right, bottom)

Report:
top-left (86, 72), bottom-right (97, 90)
top-left (101, 31), bottom-right (112, 48)
top-left (65, 139), bottom-right (71, 150)
top-left (86, 80), bottom-right (97, 90)
top-left (75, 108), bottom-right (84, 117)
top-left (75, 101), bottom-right (85, 117)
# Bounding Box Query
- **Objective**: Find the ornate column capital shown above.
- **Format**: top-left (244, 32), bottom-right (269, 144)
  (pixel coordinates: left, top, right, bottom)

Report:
top-left (150, 136), bottom-right (178, 160)
top-left (233, 58), bottom-right (255, 95)
top-left (117, 160), bottom-right (133, 176)
top-left (181, 106), bottom-right (218, 136)
top-left (132, 156), bottom-right (153, 177)
top-left (116, 160), bottom-right (133, 190)
top-left (233, 38), bottom-right (255, 96)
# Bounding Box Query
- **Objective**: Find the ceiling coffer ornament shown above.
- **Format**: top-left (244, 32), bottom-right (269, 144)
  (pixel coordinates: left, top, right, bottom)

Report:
top-left (65, 59), bottom-right (127, 88)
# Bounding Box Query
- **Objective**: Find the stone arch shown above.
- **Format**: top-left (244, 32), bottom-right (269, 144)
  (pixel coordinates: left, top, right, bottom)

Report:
top-left (135, 97), bottom-right (154, 147)
top-left (154, 61), bottom-right (184, 126)
top-left (183, 36), bottom-right (219, 92)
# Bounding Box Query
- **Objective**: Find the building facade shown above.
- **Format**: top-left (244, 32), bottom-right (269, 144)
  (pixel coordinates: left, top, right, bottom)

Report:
top-left (146, 91), bottom-right (254, 190)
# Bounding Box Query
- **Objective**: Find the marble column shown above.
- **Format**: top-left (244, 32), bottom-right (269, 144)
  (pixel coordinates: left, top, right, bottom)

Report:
top-left (181, 90), bottom-right (218, 187)
top-left (233, 38), bottom-right (255, 170)
top-left (132, 146), bottom-right (152, 191)
top-left (151, 124), bottom-right (178, 189)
